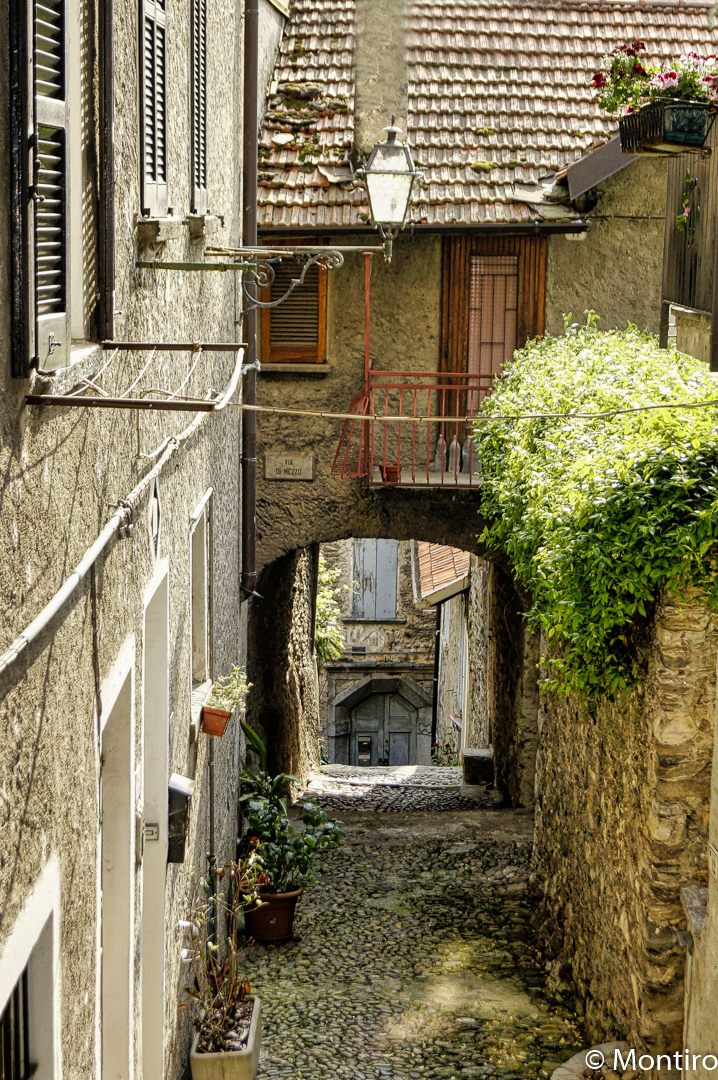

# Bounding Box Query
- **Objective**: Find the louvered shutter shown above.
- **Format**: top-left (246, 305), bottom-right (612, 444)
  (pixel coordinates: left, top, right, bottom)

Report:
top-left (10, 0), bottom-right (70, 373)
top-left (190, 0), bottom-right (207, 214)
top-left (140, 0), bottom-right (168, 217)
top-left (260, 254), bottom-right (327, 363)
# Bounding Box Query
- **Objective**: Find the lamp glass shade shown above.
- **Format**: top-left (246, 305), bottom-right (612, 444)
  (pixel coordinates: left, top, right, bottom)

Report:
top-left (364, 141), bottom-right (415, 226)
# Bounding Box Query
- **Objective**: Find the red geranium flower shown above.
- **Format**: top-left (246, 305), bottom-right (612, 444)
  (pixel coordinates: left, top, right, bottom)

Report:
top-left (633, 62), bottom-right (648, 76)
top-left (631, 40), bottom-right (646, 51)
top-left (592, 72), bottom-right (607, 88)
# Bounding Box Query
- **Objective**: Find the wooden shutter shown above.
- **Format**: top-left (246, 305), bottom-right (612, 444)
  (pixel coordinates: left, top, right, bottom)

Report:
top-left (10, 0), bottom-right (70, 374)
top-left (352, 539), bottom-right (398, 619)
top-left (440, 235), bottom-right (546, 378)
top-left (140, 0), bottom-right (168, 217)
top-left (190, 0), bottom-right (207, 214)
top-left (261, 254), bottom-right (327, 363)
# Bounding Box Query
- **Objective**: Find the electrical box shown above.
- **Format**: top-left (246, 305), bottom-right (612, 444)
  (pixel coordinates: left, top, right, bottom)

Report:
top-left (167, 773), bottom-right (195, 863)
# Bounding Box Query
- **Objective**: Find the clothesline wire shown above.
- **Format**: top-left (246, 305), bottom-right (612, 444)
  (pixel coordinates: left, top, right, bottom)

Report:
top-left (127, 395), bottom-right (718, 424)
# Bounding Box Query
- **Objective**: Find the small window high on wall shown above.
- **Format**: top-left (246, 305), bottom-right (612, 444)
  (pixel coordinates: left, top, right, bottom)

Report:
top-left (352, 539), bottom-right (398, 620)
top-left (261, 253), bottom-right (327, 363)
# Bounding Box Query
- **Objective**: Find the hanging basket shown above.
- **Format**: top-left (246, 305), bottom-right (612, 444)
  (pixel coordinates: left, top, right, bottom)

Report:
top-left (619, 99), bottom-right (713, 155)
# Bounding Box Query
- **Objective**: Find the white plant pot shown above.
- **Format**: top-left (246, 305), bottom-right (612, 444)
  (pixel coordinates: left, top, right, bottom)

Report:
top-left (190, 996), bottom-right (262, 1080)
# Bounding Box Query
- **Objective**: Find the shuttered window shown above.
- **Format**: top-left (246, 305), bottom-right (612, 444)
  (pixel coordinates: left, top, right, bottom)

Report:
top-left (440, 235), bottom-right (546, 388)
top-left (0, 965), bottom-right (31, 1080)
top-left (190, 0), bottom-right (207, 214)
top-left (10, 0), bottom-right (70, 374)
top-left (261, 253), bottom-right (327, 363)
top-left (352, 539), bottom-right (398, 620)
top-left (140, 0), bottom-right (168, 217)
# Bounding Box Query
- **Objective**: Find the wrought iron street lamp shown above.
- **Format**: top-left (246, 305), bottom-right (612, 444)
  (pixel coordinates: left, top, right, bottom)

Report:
top-left (356, 117), bottom-right (418, 261)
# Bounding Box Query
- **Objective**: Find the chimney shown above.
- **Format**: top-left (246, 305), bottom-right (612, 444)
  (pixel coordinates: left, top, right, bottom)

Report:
top-left (353, 0), bottom-right (408, 161)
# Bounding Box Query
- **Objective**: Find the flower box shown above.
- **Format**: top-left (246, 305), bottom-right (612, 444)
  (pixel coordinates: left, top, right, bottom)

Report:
top-left (190, 996), bottom-right (262, 1080)
top-left (619, 99), bottom-right (712, 155)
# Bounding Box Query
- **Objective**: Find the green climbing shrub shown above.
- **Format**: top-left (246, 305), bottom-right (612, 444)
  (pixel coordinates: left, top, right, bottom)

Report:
top-left (475, 315), bottom-right (718, 699)
top-left (315, 555), bottom-right (344, 665)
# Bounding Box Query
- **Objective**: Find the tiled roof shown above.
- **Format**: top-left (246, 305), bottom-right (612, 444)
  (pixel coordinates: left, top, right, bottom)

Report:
top-left (416, 543), bottom-right (471, 602)
top-left (258, 0), bottom-right (718, 229)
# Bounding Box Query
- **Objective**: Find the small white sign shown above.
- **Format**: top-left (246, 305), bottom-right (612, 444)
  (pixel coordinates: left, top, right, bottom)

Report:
top-left (710, 844), bottom-right (718, 884)
top-left (265, 452), bottom-right (316, 481)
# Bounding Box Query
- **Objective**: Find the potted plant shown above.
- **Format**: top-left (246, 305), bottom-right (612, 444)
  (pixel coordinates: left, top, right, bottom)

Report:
top-left (201, 666), bottom-right (250, 737)
top-left (379, 462), bottom-right (401, 483)
top-left (182, 850), bottom-right (266, 1079)
top-left (238, 722), bottom-right (345, 941)
top-left (592, 43), bottom-right (718, 154)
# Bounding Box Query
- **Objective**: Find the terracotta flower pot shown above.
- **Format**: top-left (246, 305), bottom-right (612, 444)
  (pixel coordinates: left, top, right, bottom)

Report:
top-left (190, 996), bottom-right (261, 1080)
top-left (201, 705), bottom-right (233, 737)
top-left (243, 890), bottom-right (302, 942)
top-left (380, 462), bottom-right (401, 484)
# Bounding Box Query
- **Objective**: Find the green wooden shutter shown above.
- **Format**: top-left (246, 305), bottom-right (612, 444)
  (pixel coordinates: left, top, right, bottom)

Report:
top-left (190, 0), bottom-right (207, 214)
top-left (140, 0), bottom-right (168, 216)
top-left (10, 0), bottom-right (70, 373)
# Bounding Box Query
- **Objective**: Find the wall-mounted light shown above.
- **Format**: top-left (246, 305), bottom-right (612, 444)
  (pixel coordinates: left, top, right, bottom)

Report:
top-left (356, 117), bottom-right (418, 261)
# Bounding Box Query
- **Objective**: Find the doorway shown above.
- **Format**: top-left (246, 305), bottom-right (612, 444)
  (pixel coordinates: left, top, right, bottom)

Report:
top-left (351, 693), bottom-right (416, 766)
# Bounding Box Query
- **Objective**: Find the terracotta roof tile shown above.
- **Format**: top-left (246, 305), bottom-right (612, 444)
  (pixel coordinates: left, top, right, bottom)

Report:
top-left (416, 543), bottom-right (471, 600)
top-left (259, 1), bottom-right (718, 229)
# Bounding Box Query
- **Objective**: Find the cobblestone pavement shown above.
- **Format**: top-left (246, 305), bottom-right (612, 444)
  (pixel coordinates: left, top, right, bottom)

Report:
top-left (245, 808), bottom-right (585, 1080)
top-left (306, 765), bottom-right (497, 813)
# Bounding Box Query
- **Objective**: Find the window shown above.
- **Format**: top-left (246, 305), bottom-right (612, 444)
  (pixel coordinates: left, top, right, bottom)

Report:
top-left (10, 0), bottom-right (70, 374)
top-left (1, 966), bottom-right (31, 1080)
top-left (190, 0), bottom-right (207, 214)
top-left (440, 235), bottom-right (547, 399)
top-left (140, 0), bottom-right (168, 217)
top-left (352, 539), bottom-right (398, 620)
top-left (261, 253), bottom-right (327, 363)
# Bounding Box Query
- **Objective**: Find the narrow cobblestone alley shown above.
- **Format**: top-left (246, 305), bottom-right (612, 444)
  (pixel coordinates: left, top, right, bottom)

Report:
top-left (245, 771), bottom-right (585, 1080)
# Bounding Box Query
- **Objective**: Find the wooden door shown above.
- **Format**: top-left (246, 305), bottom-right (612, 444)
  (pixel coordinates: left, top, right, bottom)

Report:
top-left (350, 692), bottom-right (417, 766)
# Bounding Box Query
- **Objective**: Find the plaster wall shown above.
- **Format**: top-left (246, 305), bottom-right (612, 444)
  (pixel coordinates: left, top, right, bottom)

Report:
top-left (353, 0), bottom-right (407, 158)
top-left (0, 0), bottom-right (246, 1075)
top-left (534, 592), bottom-right (716, 1069)
top-left (545, 158), bottom-right (668, 337)
top-left (672, 307), bottom-right (712, 366)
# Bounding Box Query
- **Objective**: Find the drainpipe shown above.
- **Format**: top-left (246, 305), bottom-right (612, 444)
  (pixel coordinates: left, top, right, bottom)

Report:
top-left (241, 0), bottom-right (259, 599)
top-left (430, 602), bottom-right (441, 748)
top-left (208, 737), bottom-right (216, 942)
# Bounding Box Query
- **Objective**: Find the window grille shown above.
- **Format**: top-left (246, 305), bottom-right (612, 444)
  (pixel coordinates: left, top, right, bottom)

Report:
top-left (0, 967), bottom-right (32, 1080)
top-left (467, 256), bottom-right (518, 413)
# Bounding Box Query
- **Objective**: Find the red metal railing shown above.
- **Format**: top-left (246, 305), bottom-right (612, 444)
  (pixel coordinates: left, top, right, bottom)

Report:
top-left (331, 370), bottom-right (495, 487)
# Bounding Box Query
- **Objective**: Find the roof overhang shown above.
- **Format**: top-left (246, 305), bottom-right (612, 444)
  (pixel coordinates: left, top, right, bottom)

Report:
top-left (566, 136), bottom-right (638, 201)
top-left (414, 573), bottom-right (470, 610)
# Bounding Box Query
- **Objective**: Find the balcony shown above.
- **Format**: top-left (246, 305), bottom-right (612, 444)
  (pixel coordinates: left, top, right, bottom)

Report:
top-left (332, 371), bottom-right (494, 488)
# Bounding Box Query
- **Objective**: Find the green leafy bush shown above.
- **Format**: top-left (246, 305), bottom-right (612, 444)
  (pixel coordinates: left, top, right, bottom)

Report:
top-left (475, 316), bottom-right (718, 698)
top-left (315, 555), bottom-right (344, 665)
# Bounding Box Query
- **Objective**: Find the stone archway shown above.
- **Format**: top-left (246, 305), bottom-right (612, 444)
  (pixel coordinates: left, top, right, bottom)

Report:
top-left (329, 674), bottom-right (433, 767)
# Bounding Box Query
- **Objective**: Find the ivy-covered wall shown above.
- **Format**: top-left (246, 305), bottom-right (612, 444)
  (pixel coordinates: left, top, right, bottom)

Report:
top-left (533, 592), bottom-right (716, 1059)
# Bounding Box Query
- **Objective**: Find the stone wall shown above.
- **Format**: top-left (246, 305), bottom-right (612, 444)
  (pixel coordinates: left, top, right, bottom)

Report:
top-left (247, 547), bottom-right (322, 784)
top-left (436, 592), bottom-right (467, 754)
top-left (533, 592), bottom-right (716, 1064)
top-left (466, 556), bottom-right (490, 749)
top-left (0, 0), bottom-right (246, 1071)
top-left (545, 158), bottom-right (667, 338)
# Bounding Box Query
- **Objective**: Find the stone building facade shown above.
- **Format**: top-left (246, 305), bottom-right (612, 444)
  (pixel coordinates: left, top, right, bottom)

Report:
top-left (319, 538), bottom-right (435, 765)
top-left (0, 4), bottom-right (285, 1080)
